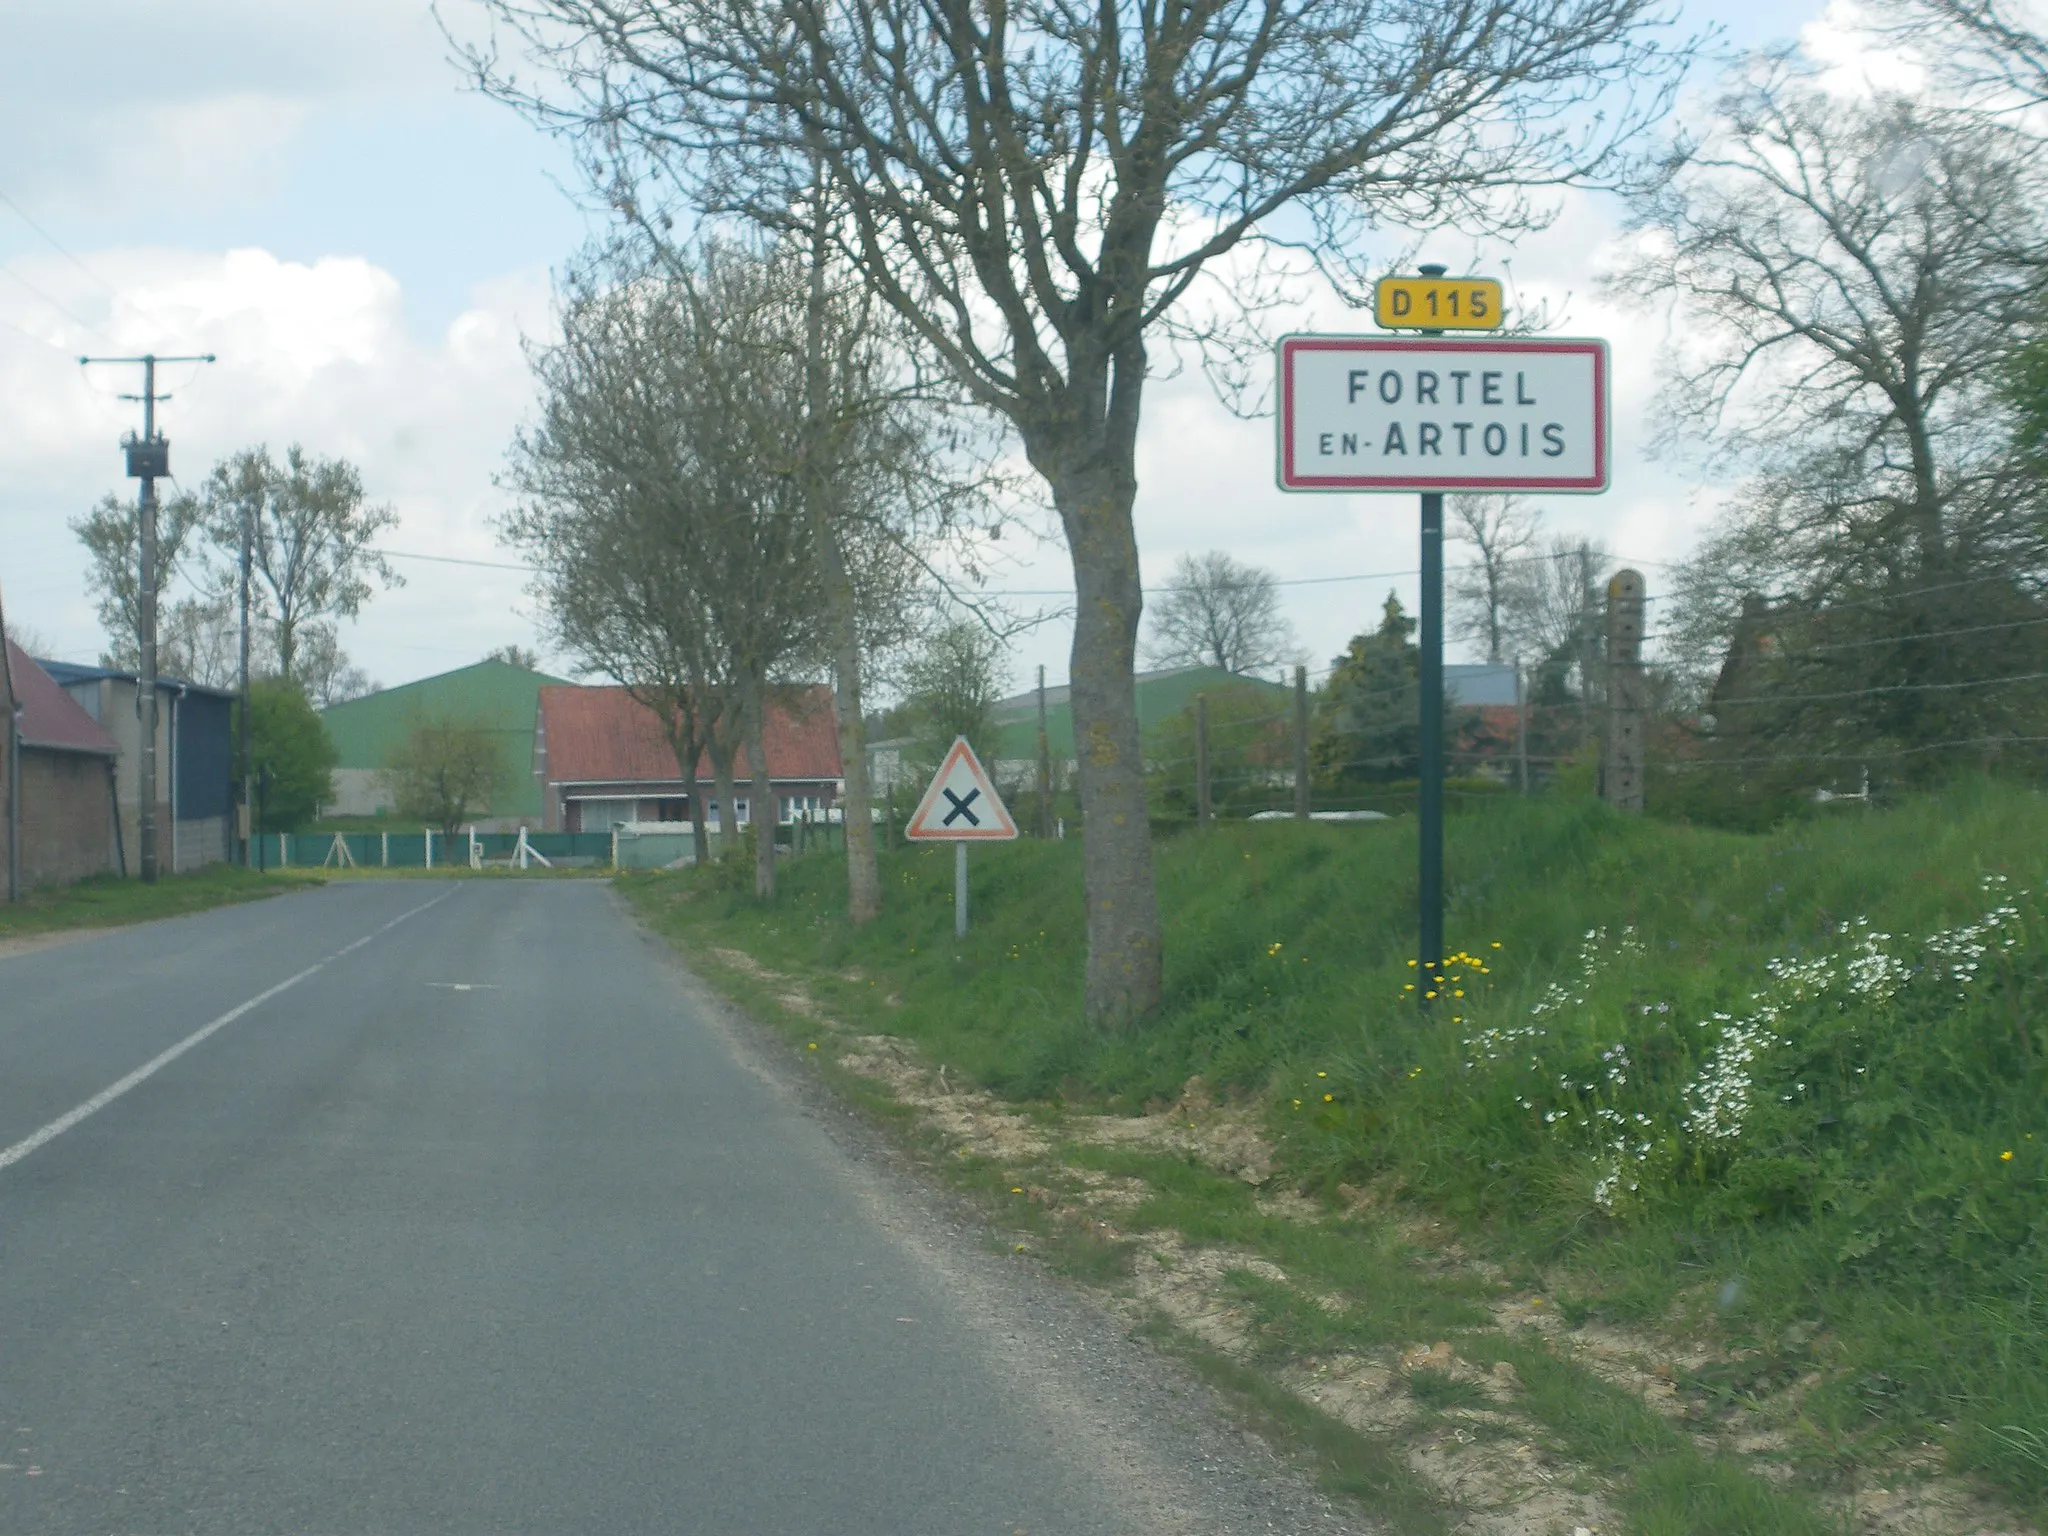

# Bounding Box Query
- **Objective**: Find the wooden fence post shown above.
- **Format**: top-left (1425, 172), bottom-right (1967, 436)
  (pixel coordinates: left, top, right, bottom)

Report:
top-left (1195, 692), bottom-right (1212, 826)
top-left (1293, 665), bottom-right (1310, 820)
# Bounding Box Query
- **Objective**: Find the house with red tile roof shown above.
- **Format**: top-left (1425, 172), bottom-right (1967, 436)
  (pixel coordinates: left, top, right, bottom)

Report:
top-left (534, 684), bottom-right (844, 833)
top-left (3, 638), bottom-right (121, 894)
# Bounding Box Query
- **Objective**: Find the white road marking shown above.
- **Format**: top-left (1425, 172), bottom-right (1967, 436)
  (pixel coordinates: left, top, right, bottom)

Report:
top-left (0, 890), bottom-right (454, 1175)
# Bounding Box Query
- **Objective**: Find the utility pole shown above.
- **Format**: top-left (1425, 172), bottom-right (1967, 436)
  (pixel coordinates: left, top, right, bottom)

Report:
top-left (79, 352), bottom-right (216, 883)
top-left (239, 498), bottom-right (253, 865)
top-left (1194, 692), bottom-right (1212, 826)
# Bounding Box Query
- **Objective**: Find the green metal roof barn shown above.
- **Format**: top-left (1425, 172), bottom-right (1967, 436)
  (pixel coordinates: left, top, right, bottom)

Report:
top-left (991, 664), bottom-right (1290, 763)
top-left (320, 659), bottom-right (568, 822)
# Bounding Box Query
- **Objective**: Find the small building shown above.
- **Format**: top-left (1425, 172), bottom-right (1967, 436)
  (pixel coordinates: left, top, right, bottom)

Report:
top-left (536, 684), bottom-right (844, 832)
top-left (3, 640), bottom-right (121, 893)
top-left (320, 658), bottom-right (568, 827)
top-left (35, 659), bottom-right (235, 873)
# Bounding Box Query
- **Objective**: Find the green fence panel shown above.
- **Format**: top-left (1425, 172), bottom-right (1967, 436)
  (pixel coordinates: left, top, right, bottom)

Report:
top-left (614, 830), bottom-right (697, 870)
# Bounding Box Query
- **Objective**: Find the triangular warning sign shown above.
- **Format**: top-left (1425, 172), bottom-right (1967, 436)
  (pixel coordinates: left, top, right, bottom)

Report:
top-left (904, 737), bottom-right (1019, 841)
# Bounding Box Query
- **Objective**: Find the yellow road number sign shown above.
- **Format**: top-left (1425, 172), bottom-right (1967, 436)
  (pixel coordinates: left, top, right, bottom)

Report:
top-left (1374, 276), bottom-right (1504, 330)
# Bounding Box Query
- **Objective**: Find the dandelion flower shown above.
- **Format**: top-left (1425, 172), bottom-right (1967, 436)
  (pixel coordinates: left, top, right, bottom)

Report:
top-left (1453, 990), bottom-right (1465, 998)
top-left (1011, 1186), bottom-right (1024, 1193)
top-left (1404, 984), bottom-right (1415, 992)
top-left (2002, 1150), bottom-right (2015, 1162)
top-left (1425, 991), bottom-right (1438, 999)
top-left (1316, 1071), bottom-right (1327, 1078)
top-left (1323, 1094), bottom-right (1335, 1103)
top-left (1491, 942), bottom-right (1502, 949)
top-left (807, 1042), bottom-right (818, 1050)
top-left (1408, 959), bottom-right (1418, 968)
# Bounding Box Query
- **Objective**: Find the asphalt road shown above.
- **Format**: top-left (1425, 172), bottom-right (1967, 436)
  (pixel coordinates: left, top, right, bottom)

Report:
top-left (0, 880), bottom-right (1355, 1535)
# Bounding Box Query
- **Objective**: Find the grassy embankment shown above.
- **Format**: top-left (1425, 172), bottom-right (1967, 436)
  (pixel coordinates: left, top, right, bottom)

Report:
top-left (624, 782), bottom-right (2048, 1532)
top-left (0, 864), bottom-right (317, 941)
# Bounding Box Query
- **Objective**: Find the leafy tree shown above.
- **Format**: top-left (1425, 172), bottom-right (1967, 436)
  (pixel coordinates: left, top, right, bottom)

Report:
top-left (468, 0), bottom-right (1686, 1024)
top-left (201, 445), bottom-right (401, 686)
top-left (896, 620), bottom-right (1009, 778)
top-left (72, 488), bottom-right (206, 667)
top-left (242, 678), bottom-right (338, 834)
top-left (384, 713), bottom-right (507, 837)
top-left (486, 644), bottom-right (544, 669)
top-left (1145, 553), bottom-right (1297, 677)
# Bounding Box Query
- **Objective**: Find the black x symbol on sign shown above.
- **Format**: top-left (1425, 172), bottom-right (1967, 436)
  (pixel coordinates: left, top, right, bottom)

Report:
top-left (942, 787), bottom-right (982, 827)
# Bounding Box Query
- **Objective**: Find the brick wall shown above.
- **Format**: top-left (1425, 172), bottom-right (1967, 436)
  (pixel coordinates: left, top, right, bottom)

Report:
top-left (14, 748), bottom-right (116, 889)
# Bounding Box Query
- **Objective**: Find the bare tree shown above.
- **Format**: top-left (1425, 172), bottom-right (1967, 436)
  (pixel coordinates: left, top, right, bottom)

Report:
top-left (506, 256), bottom-right (752, 870)
top-left (158, 594), bottom-right (241, 688)
top-left (486, 644), bottom-right (545, 669)
top-left (1883, 0), bottom-right (2048, 106)
top-left (1507, 536), bottom-right (1610, 704)
top-left (1447, 496), bottom-right (1543, 664)
top-left (1609, 57), bottom-right (2048, 765)
top-left (72, 488), bottom-right (206, 669)
top-left (1144, 552), bottom-right (1296, 676)
top-left (200, 446), bottom-right (401, 686)
top-left (464, 0), bottom-right (1687, 1022)
top-left (295, 623), bottom-right (378, 708)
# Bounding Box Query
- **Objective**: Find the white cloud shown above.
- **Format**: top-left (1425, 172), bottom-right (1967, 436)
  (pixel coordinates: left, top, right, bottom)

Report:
top-left (0, 246), bottom-right (560, 683)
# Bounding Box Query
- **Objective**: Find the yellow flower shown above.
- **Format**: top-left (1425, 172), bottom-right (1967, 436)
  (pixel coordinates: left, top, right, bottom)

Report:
top-left (1323, 1094), bottom-right (1335, 1103)
top-left (806, 1042), bottom-right (818, 1050)
top-left (1425, 990), bottom-right (1438, 999)
top-left (1408, 959), bottom-right (1418, 967)
top-left (1491, 941), bottom-right (1502, 949)
top-left (1453, 990), bottom-right (1464, 998)
top-left (1404, 984), bottom-right (1415, 991)
top-left (1316, 1071), bottom-right (1327, 1078)
top-left (2002, 1150), bottom-right (2015, 1161)
top-left (1011, 1186), bottom-right (1024, 1193)
top-left (1293, 1099), bottom-right (1302, 1108)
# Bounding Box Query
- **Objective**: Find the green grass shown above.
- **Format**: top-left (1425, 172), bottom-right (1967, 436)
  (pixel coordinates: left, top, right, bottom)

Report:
top-left (0, 864), bottom-right (316, 939)
top-left (624, 778), bottom-right (2048, 1520)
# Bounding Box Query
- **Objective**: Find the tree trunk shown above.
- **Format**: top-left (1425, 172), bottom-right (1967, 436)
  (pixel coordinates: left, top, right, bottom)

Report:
top-left (685, 766), bottom-right (709, 866)
top-left (669, 728), bottom-right (710, 867)
top-left (707, 735), bottom-right (740, 861)
top-left (743, 676), bottom-right (777, 899)
top-left (800, 168), bottom-right (883, 926)
top-left (1050, 459), bottom-right (1162, 1025)
top-left (824, 590), bottom-right (879, 919)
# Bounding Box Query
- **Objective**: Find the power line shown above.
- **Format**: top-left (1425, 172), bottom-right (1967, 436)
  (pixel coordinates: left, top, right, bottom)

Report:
top-left (0, 184), bottom-right (118, 299)
top-left (0, 258), bottom-right (103, 339)
top-left (1711, 665), bottom-right (2048, 709)
top-left (374, 544), bottom-right (1682, 597)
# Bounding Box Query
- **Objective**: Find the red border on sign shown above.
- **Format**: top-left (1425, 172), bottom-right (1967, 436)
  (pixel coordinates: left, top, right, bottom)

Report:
top-left (1277, 336), bottom-right (1607, 493)
top-left (903, 737), bottom-right (1020, 841)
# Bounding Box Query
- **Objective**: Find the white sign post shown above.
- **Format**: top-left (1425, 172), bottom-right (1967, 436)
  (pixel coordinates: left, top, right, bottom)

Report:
top-left (1275, 323), bottom-right (1609, 1001)
top-left (904, 736), bottom-right (1018, 938)
top-left (1276, 335), bottom-right (1608, 494)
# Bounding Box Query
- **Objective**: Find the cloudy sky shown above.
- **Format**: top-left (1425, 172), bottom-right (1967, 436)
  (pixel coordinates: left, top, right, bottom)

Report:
top-left (0, 0), bottom-right (1865, 699)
